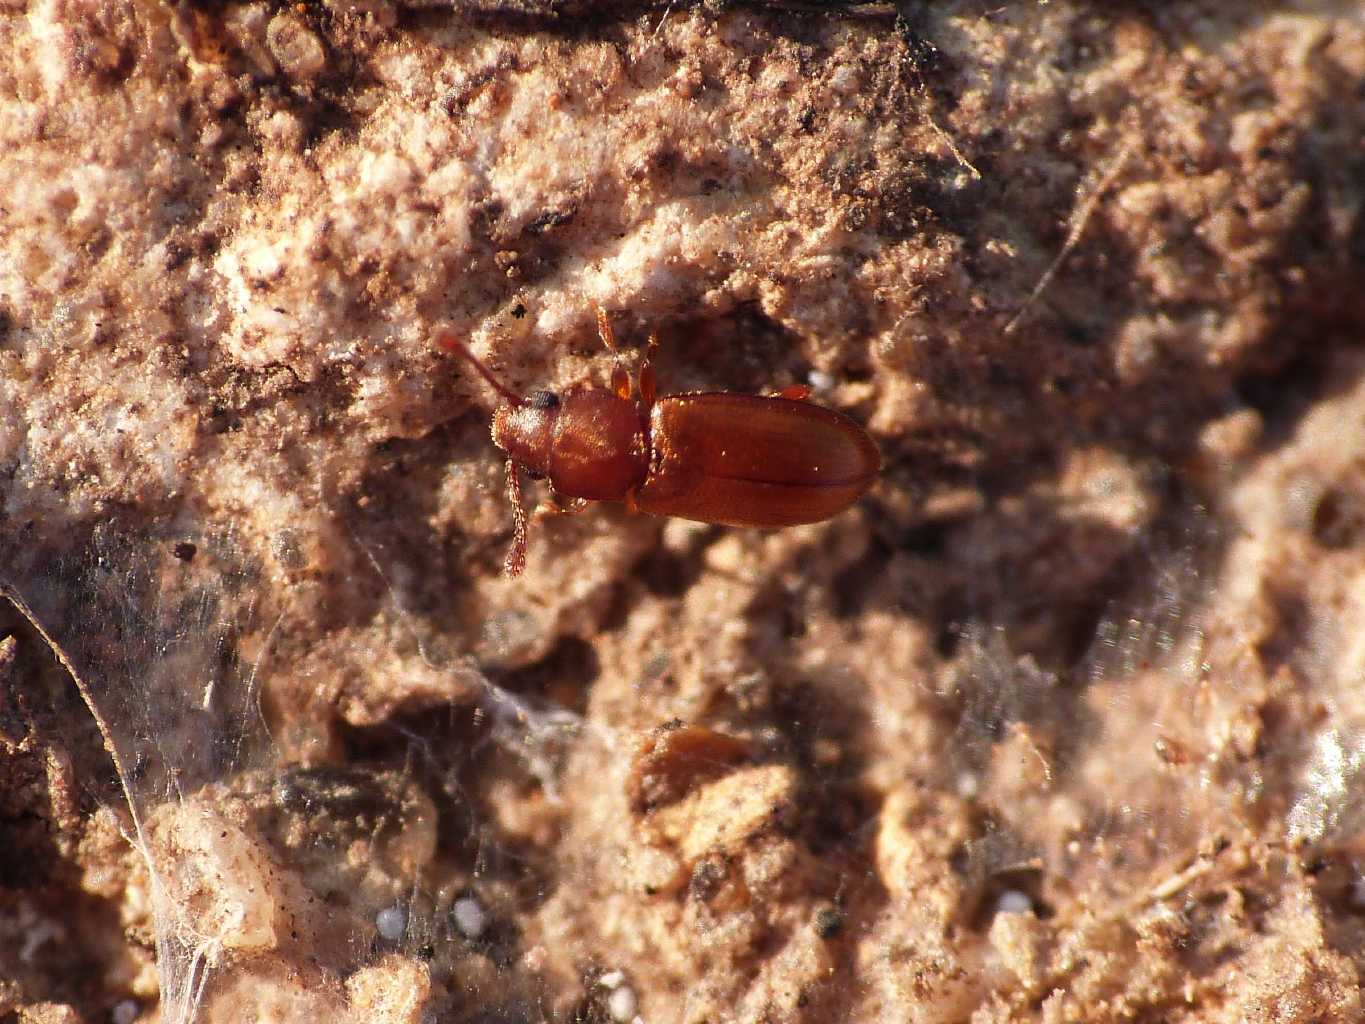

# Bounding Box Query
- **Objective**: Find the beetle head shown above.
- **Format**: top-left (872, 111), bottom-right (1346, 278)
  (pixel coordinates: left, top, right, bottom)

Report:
top-left (491, 391), bottom-right (559, 477)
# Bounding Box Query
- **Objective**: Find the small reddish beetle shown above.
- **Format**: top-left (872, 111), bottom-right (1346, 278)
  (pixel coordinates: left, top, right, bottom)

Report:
top-left (440, 308), bottom-right (881, 576)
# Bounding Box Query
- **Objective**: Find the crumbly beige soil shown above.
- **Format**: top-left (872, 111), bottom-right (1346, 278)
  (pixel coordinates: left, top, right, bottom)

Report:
top-left (2, 1), bottom-right (1364, 1021)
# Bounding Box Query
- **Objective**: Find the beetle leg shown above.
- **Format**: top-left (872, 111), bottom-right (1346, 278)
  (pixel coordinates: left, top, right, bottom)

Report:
top-left (772, 384), bottom-right (811, 401)
top-left (593, 300), bottom-right (618, 351)
top-left (533, 500), bottom-right (589, 519)
top-left (535, 490), bottom-right (590, 518)
top-left (638, 331), bottom-right (659, 407)
top-left (594, 302), bottom-right (634, 401)
top-left (624, 488), bottom-right (640, 516)
top-left (504, 458), bottom-right (529, 577)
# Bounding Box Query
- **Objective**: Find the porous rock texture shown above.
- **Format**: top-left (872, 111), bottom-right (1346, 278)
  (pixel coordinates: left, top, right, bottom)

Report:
top-left (2, 1), bottom-right (1364, 1021)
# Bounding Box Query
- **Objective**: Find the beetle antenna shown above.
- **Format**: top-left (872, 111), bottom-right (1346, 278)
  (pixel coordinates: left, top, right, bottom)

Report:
top-left (504, 458), bottom-right (529, 577)
top-left (437, 332), bottom-right (526, 406)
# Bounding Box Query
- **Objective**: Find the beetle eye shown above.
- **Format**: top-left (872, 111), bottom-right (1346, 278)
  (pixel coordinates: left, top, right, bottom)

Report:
top-left (529, 390), bottom-right (560, 410)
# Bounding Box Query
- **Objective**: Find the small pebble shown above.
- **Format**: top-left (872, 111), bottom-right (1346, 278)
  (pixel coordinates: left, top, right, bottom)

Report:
top-left (267, 12), bottom-right (327, 80)
top-left (607, 984), bottom-right (638, 1022)
top-left (452, 895), bottom-right (487, 939)
top-left (1349, 875), bottom-right (1365, 911)
top-left (956, 771), bottom-right (980, 799)
top-left (807, 369), bottom-right (835, 392)
top-left (376, 904), bottom-right (407, 941)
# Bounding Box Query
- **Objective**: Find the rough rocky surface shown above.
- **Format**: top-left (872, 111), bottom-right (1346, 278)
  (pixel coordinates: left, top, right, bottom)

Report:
top-left (2, 0), bottom-right (1364, 1021)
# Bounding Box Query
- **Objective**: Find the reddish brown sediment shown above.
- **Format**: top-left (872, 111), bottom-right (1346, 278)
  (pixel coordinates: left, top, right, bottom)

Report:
top-left (1, 1), bottom-right (1363, 1021)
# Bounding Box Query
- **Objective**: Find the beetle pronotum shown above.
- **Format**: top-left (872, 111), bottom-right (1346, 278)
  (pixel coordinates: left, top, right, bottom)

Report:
top-left (440, 308), bottom-right (881, 576)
